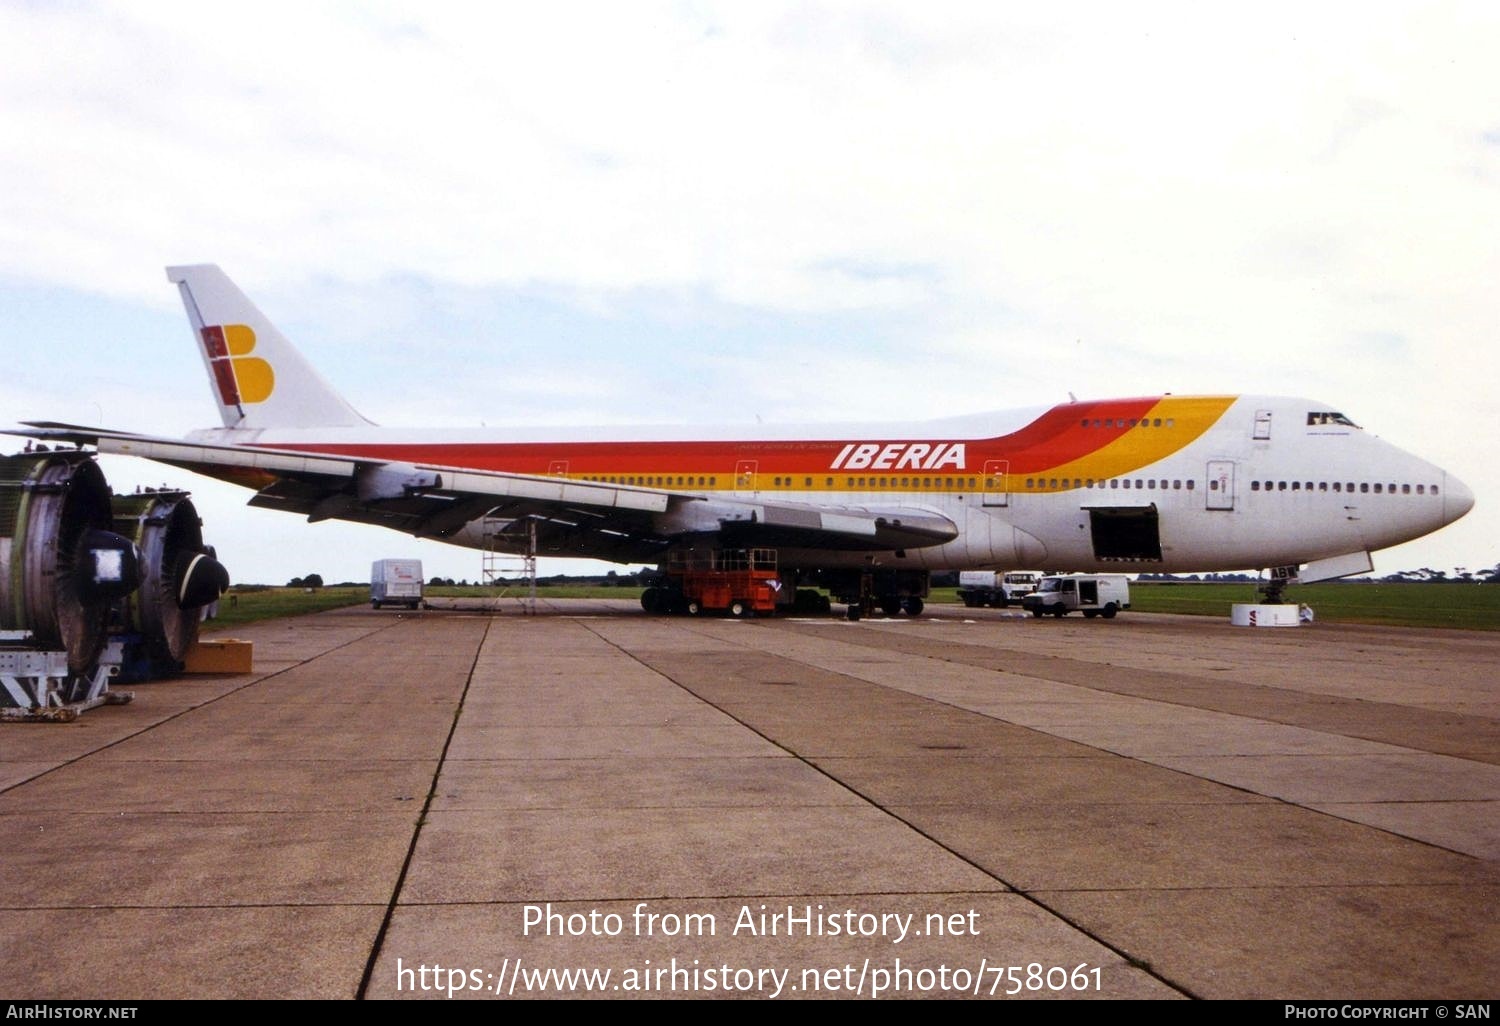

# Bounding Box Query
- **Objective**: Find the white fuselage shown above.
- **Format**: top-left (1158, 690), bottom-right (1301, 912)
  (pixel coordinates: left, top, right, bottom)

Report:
top-left (187, 394), bottom-right (1473, 575)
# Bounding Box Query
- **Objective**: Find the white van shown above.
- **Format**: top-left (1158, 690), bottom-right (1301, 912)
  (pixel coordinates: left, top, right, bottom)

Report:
top-left (371, 559), bottom-right (424, 610)
top-left (1021, 574), bottom-right (1130, 618)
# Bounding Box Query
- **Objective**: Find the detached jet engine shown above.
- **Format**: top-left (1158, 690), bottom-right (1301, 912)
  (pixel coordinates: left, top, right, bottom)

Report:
top-left (111, 489), bottom-right (229, 677)
top-left (1, 452), bottom-right (229, 689)
top-left (0, 452), bottom-right (141, 674)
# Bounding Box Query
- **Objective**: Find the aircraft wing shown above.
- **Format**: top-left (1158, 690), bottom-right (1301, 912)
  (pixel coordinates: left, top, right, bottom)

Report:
top-left (15, 423), bottom-right (958, 562)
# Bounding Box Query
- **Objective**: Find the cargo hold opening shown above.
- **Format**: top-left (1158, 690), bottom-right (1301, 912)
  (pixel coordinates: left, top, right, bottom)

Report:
top-left (1087, 505), bottom-right (1162, 561)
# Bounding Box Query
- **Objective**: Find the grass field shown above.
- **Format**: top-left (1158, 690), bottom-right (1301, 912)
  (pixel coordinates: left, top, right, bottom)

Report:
top-left (200, 582), bottom-right (1500, 632)
top-left (1127, 582), bottom-right (1500, 630)
top-left (202, 587), bottom-right (369, 632)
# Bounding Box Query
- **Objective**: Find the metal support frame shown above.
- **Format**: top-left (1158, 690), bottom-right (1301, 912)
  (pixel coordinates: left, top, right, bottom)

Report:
top-left (0, 633), bottom-right (132, 723)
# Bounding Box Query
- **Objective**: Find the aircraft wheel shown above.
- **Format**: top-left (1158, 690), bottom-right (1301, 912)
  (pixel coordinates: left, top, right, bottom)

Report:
top-left (903, 597), bottom-right (924, 616)
top-left (880, 598), bottom-right (902, 616)
top-left (1102, 603), bottom-right (1118, 619)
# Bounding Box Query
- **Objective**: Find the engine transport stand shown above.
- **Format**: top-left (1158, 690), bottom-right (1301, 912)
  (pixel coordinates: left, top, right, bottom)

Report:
top-left (0, 632), bottom-right (132, 723)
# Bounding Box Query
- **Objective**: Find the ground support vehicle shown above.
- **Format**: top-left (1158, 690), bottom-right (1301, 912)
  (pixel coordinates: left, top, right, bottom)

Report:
top-left (957, 570), bottom-right (1042, 608)
top-left (371, 558), bottom-right (424, 610)
top-left (1021, 574), bottom-right (1130, 618)
top-left (649, 549), bottom-right (781, 617)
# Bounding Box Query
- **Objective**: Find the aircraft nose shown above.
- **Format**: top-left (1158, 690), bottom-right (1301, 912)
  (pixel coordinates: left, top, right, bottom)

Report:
top-left (1444, 473), bottom-right (1475, 525)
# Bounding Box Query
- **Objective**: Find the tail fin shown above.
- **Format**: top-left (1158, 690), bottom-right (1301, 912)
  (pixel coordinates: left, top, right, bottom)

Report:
top-left (166, 264), bottom-right (372, 430)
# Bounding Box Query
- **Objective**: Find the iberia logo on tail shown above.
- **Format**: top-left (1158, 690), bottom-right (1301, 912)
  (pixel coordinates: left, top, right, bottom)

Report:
top-left (200, 324), bottom-right (274, 406)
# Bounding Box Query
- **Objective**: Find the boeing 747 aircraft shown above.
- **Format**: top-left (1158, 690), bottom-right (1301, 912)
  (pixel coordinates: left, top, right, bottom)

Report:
top-left (18, 265), bottom-right (1474, 616)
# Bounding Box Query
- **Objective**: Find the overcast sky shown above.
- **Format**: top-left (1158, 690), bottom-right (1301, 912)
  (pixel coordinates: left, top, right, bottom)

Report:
top-left (2, 2), bottom-right (1496, 585)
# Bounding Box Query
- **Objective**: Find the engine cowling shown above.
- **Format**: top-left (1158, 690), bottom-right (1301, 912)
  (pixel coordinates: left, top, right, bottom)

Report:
top-left (0, 453), bottom-right (141, 673)
top-left (111, 491), bottom-right (230, 665)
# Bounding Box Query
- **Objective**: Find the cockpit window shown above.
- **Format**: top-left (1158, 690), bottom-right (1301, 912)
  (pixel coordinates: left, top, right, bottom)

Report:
top-left (1307, 411), bottom-right (1360, 428)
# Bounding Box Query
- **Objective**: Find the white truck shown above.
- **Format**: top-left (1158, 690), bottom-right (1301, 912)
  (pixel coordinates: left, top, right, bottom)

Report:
top-left (371, 559), bottom-right (424, 610)
top-left (1021, 574), bottom-right (1130, 618)
top-left (957, 570), bottom-right (1043, 608)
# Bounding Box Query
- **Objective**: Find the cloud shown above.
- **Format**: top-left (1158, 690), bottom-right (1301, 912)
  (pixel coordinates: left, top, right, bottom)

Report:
top-left (1, 2), bottom-right (1496, 579)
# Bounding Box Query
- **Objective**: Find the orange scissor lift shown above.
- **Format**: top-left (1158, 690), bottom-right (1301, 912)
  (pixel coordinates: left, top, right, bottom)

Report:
top-left (666, 548), bottom-right (780, 617)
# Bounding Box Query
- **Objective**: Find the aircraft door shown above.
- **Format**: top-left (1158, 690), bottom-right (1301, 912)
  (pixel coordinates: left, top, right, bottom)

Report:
top-left (982, 459), bottom-right (1009, 507)
top-left (733, 459), bottom-right (759, 498)
top-left (1253, 410), bottom-right (1272, 440)
top-left (1206, 460), bottom-right (1235, 510)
